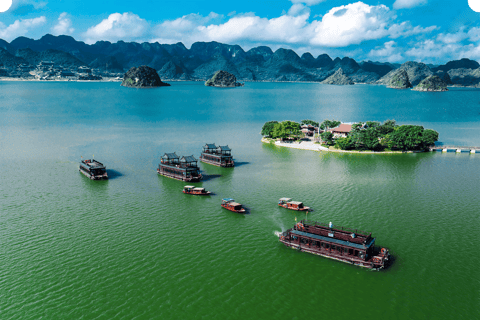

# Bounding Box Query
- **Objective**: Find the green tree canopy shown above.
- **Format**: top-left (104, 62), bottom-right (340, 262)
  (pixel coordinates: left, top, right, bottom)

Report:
top-left (301, 119), bottom-right (319, 127)
top-left (261, 121), bottom-right (278, 137)
top-left (320, 131), bottom-right (334, 145)
top-left (319, 120), bottom-right (341, 130)
top-left (271, 121), bottom-right (301, 139)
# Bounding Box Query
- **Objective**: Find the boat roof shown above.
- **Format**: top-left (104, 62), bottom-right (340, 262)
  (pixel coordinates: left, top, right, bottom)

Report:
top-left (184, 185), bottom-right (195, 188)
top-left (218, 145), bottom-right (231, 151)
top-left (193, 188), bottom-right (205, 191)
top-left (288, 201), bottom-right (303, 205)
top-left (181, 155), bottom-right (197, 162)
top-left (222, 198), bottom-right (234, 202)
top-left (291, 230), bottom-right (375, 250)
top-left (81, 159), bottom-right (105, 169)
top-left (230, 202), bottom-right (241, 206)
top-left (205, 143), bottom-right (217, 149)
top-left (279, 197), bottom-right (292, 201)
top-left (162, 152), bottom-right (179, 159)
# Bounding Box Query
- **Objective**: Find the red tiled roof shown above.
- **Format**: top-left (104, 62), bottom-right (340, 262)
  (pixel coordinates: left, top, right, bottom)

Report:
top-left (331, 123), bottom-right (352, 133)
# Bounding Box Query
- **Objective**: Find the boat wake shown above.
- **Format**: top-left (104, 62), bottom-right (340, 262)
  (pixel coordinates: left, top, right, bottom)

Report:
top-left (274, 231), bottom-right (282, 238)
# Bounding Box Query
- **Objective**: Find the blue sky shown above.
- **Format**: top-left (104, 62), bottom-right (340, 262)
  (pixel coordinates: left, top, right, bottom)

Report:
top-left (1, 0), bottom-right (480, 63)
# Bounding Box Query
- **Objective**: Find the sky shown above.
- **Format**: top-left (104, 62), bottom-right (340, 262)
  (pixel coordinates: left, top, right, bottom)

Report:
top-left (1, 0), bottom-right (480, 63)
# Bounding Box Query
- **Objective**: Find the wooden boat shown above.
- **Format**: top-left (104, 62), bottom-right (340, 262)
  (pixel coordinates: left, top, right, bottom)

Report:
top-left (221, 198), bottom-right (245, 213)
top-left (278, 220), bottom-right (390, 270)
top-left (278, 198), bottom-right (310, 211)
top-left (199, 144), bottom-right (235, 167)
top-left (79, 159), bottom-right (108, 180)
top-left (183, 186), bottom-right (211, 195)
top-left (157, 153), bottom-right (202, 182)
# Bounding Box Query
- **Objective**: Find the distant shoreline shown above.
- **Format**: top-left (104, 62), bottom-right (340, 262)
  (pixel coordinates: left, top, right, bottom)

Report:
top-left (261, 138), bottom-right (427, 154)
top-left (1, 77), bottom-right (479, 88)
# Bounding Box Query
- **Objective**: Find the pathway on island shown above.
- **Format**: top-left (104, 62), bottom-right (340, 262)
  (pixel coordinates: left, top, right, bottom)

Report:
top-left (274, 140), bottom-right (329, 151)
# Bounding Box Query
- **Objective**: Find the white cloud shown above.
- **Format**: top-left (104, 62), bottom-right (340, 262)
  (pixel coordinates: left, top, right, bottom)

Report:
top-left (51, 12), bottom-right (74, 35)
top-left (388, 22), bottom-right (438, 39)
top-left (310, 2), bottom-right (393, 47)
top-left (83, 12), bottom-right (149, 44)
top-left (290, 0), bottom-right (326, 5)
top-left (368, 41), bottom-right (404, 62)
top-left (9, 0), bottom-right (47, 14)
top-left (393, 0), bottom-right (427, 10)
top-left (0, 16), bottom-right (46, 41)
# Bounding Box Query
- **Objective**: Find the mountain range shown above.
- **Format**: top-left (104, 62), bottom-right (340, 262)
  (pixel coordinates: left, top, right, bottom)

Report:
top-left (1, 34), bottom-right (480, 86)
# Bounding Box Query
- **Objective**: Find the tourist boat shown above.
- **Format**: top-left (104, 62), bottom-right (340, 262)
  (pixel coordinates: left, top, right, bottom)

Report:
top-left (157, 153), bottom-right (202, 182)
top-left (79, 159), bottom-right (108, 180)
top-left (199, 144), bottom-right (235, 167)
top-left (278, 198), bottom-right (310, 211)
top-left (221, 198), bottom-right (246, 213)
top-left (278, 220), bottom-right (390, 270)
top-left (183, 185), bottom-right (211, 195)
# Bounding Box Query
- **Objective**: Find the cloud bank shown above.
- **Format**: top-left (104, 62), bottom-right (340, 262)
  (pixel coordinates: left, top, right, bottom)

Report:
top-left (0, 16), bottom-right (46, 41)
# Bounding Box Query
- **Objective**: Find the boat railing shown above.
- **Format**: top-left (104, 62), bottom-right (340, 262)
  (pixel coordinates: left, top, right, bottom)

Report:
top-left (302, 220), bottom-right (370, 236)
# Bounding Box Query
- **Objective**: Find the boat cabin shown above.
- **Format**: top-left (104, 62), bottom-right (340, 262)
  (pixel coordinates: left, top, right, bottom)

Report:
top-left (79, 159), bottom-right (108, 180)
top-left (200, 143), bottom-right (235, 167)
top-left (278, 198), bottom-right (309, 211)
top-left (221, 198), bottom-right (245, 213)
top-left (183, 186), bottom-right (211, 195)
top-left (158, 153), bottom-right (202, 182)
top-left (278, 220), bottom-right (389, 269)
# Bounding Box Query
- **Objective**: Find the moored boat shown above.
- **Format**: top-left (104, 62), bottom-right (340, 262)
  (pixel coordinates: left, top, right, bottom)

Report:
top-left (79, 159), bottom-right (108, 180)
top-left (183, 186), bottom-right (211, 195)
top-left (157, 153), bottom-right (202, 182)
top-left (199, 144), bottom-right (235, 167)
top-left (278, 198), bottom-right (310, 211)
top-left (221, 198), bottom-right (246, 213)
top-left (278, 220), bottom-right (390, 270)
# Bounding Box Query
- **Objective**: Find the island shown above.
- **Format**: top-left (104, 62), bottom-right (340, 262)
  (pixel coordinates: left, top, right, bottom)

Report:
top-left (261, 119), bottom-right (439, 153)
top-left (321, 68), bottom-right (354, 85)
top-left (413, 75), bottom-right (448, 91)
top-left (205, 70), bottom-right (244, 87)
top-left (121, 65), bottom-right (170, 88)
top-left (387, 69), bottom-right (412, 89)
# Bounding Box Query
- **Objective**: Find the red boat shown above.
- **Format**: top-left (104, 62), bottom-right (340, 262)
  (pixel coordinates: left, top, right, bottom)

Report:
top-left (278, 220), bottom-right (390, 270)
top-left (221, 198), bottom-right (246, 213)
top-left (278, 198), bottom-right (310, 211)
top-left (183, 186), bottom-right (211, 195)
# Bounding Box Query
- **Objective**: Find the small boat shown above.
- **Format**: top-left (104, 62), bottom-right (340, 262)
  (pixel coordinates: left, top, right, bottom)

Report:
top-left (278, 198), bottom-right (310, 211)
top-left (221, 198), bottom-right (246, 213)
top-left (183, 186), bottom-right (211, 195)
top-left (79, 159), bottom-right (108, 180)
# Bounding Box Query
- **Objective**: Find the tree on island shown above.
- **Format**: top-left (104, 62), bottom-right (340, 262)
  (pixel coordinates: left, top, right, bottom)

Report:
top-left (320, 131), bottom-right (334, 145)
top-left (301, 119), bottom-right (319, 127)
top-left (319, 120), bottom-right (341, 131)
top-left (271, 121), bottom-right (301, 139)
top-left (261, 121), bottom-right (278, 137)
top-left (384, 125), bottom-right (438, 151)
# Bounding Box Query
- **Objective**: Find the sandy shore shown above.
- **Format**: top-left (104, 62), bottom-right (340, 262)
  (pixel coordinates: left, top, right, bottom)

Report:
top-left (261, 138), bottom-right (424, 154)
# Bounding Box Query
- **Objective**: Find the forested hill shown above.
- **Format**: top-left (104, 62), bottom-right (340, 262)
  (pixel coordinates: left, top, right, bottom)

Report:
top-left (1, 34), bottom-right (480, 86)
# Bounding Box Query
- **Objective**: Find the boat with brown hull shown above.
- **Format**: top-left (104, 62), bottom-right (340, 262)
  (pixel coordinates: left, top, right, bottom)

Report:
top-left (79, 159), bottom-right (108, 180)
top-left (199, 144), bottom-right (235, 167)
top-left (278, 198), bottom-right (310, 211)
top-left (221, 198), bottom-right (246, 213)
top-left (278, 220), bottom-right (390, 270)
top-left (183, 186), bottom-right (211, 195)
top-left (157, 153), bottom-right (202, 182)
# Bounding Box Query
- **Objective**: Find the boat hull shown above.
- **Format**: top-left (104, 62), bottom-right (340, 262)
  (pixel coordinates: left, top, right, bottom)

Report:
top-left (79, 168), bottom-right (108, 180)
top-left (221, 204), bottom-right (245, 213)
top-left (183, 190), bottom-right (211, 195)
top-left (279, 239), bottom-right (388, 270)
top-left (157, 169), bottom-right (202, 182)
top-left (199, 158), bottom-right (235, 167)
top-left (278, 204), bottom-right (310, 211)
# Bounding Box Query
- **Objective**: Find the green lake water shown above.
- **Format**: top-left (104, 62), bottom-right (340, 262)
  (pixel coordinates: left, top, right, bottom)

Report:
top-left (0, 81), bottom-right (479, 319)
